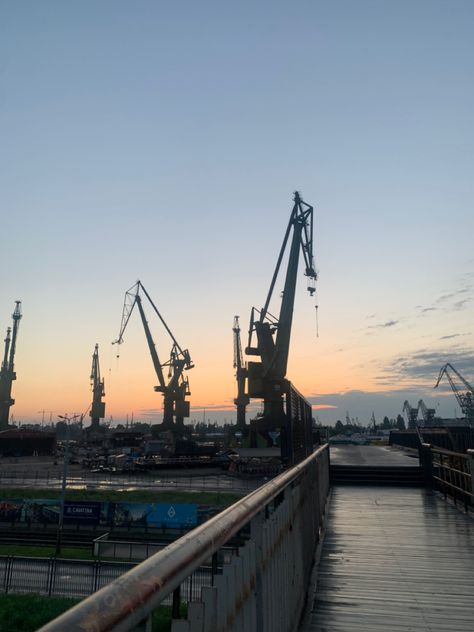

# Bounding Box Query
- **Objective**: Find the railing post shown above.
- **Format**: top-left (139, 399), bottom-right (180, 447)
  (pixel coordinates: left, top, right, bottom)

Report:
top-left (250, 510), bottom-right (265, 632)
top-left (419, 442), bottom-right (433, 486)
top-left (172, 585), bottom-right (181, 619)
top-left (467, 450), bottom-right (474, 499)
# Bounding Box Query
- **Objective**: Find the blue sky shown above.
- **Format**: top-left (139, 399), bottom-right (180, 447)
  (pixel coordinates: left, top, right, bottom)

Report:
top-left (0, 1), bottom-right (473, 425)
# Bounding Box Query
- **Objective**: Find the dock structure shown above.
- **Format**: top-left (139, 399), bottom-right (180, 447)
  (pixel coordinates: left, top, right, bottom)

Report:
top-left (39, 443), bottom-right (474, 632)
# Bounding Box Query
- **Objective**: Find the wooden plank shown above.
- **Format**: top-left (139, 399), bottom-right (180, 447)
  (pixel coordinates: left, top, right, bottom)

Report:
top-left (302, 487), bottom-right (474, 631)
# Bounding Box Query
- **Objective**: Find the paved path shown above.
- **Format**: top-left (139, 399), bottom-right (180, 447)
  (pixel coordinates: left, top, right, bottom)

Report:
top-left (330, 444), bottom-right (418, 467)
top-left (303, 486), bottom-right (474, 631)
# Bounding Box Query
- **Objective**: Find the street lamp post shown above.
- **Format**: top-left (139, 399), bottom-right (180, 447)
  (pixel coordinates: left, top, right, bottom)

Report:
top-left (55, 413), bottom-right (79, 556)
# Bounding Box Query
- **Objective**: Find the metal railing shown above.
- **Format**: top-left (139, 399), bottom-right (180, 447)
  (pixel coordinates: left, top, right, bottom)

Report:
top-left (39, 444), bottom-right (330, 632)
top-left (0, 556), bottom-right (135, 598)
top-left (421, 443), bottom-right (474, 509)
top-left (0, 468), bottom-right (260, 493)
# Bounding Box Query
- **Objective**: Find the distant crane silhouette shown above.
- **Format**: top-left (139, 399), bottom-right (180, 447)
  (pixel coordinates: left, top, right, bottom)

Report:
top-left (0, 301), bottom-right (22, 429)
top-left (435, 363), bottom-right (474, 427)
top-left (233, 316), bottom-right (249, 430)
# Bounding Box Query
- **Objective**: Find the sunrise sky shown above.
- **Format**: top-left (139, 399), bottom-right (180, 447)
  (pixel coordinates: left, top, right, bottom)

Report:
top-left (1, 1), bottom-right (473, 426)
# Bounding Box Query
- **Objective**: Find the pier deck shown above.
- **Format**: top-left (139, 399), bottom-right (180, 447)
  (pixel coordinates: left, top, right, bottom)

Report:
top-left (303, 486), bottom-right (474, 631)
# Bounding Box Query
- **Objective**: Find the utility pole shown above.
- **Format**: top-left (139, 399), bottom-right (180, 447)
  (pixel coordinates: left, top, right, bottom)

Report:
top-left (55, 413), bottom-right (80, 555)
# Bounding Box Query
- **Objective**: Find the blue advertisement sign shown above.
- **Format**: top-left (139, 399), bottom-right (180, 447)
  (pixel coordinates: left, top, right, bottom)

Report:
top-left (148, 503), bottom-right (197, 528)
top-left (0, 498), bottom-right (198, 529)
top-left (64, 501), bottom-right (101, 524)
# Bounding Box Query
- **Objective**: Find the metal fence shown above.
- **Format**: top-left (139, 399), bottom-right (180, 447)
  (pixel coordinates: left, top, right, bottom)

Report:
top-left (0, 556), bottom-right (134, 598)
top-left (38, 444), bottom-right (330, 632)
top-left (421, 443), bottom-right (474, 509)
top-left (0, 468), bottom-right (260, 494)
top-left (0, 555), bottom-right (220, 605)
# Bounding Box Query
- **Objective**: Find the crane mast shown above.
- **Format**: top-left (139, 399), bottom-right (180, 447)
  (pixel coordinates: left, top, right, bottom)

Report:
top-left (245, 192), bottom-right (317, 438)
top-left (435, 363), bottom-right (474, 426)
top-left (403, 400), bottom-right (418, 429)
top-left (114, 281), bottom-right (194, 430)
top-left (0, 301), bottom-right (22, 430)
top-left (233, 316), bottom-right (249, 430)
top-left (417, 399), bottom-right (436, 426)
top-left (90, 343), bottom-right (106, 430)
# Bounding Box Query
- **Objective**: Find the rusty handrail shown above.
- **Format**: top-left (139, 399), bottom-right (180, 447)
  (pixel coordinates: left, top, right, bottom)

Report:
top-left (38, 444), bottom-right (329, 632)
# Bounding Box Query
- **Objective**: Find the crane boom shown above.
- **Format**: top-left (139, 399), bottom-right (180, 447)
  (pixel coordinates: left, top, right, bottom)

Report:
top-left (435, 362), bottom-right (474, 425)
top-left (135, 294), bottom-right (167, 390)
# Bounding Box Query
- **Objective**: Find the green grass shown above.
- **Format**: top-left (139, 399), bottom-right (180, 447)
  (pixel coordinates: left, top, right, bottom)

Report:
top-left (0, 487), bottom-right (242, 506)
top-left (0, 594), bottom-right (80, 632)
top-left (0, 594), bottom-right (186, 631)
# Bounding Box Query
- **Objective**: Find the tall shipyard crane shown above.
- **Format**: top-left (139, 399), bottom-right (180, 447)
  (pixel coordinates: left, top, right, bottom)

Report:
top-left (435, 363), bottom-right (474, 426)
top-left (0, 301), bottom-right (22, 430)
top-left (246, 191), bottom-right (317, 442)
top-left (418, 399), bottom-right (436, 426)
top-left (114, 281), bottom-right (194, 430)
top-left (403, 400), bottom-right (419, 428)
top-left (90, 344), bottom-right (106, 430)
top-left (233, 316), bottom-right (249, 430)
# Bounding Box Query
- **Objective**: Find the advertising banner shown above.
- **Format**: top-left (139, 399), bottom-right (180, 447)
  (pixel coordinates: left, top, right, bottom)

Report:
top-left (148, 503), bottom-right (197, 528)
top-left (64, 501), bottom-right (101, 525)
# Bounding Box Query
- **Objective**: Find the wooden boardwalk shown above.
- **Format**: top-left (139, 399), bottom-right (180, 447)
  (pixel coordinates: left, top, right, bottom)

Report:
top-left (303, 487), bottom-right (474, 631)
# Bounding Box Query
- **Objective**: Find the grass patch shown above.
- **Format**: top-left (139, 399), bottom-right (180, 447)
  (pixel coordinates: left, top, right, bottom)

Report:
top-left (0, 594), bottom-right (80, 631)
top-left (0, 594), bottom-right (186, 632)
top-left (0, 487), bottom-right (242, 506)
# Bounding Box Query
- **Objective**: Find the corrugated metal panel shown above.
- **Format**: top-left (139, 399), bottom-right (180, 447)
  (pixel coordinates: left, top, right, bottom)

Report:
top-left (304, 487), bottom-right (474, 631)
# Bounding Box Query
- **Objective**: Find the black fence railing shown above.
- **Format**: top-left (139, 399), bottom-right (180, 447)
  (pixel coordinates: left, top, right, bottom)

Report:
top-left (0, 468), bottom-right (259, 493)
top-left (420, 443), bottom-right (474, 510)
top-left (0, 554), bottom-right (221, 604)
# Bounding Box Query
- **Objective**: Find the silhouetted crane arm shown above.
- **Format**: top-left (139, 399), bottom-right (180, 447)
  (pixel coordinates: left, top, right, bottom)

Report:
top-left (435, 363), bottom-right (474, 423)
top-left (135, 294), bottom-right (167, 390)
top-left (139, 283), bottom-right (187, 358)
top-left (436, 362), bottom-right (474, 393)
top-left (114, 281), bottom-right (167, 390)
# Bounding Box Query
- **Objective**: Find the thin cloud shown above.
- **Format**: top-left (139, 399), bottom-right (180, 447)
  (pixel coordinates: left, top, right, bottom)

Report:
top-left (453, 298), bottom-right (470, 310)
top-left (379, 347), bottom-right (474, 385)
top-left (368, 319), bottom-right (398, 330)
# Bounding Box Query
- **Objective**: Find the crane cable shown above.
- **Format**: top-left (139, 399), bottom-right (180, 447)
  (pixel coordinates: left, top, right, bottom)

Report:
top-left (315, 297), bottom-right (319, 338)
